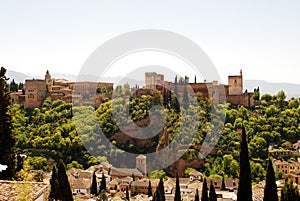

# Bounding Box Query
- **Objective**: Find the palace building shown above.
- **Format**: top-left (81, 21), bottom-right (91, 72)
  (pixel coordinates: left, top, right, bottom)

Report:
top-left (11, 70), bottom-right (114, 108)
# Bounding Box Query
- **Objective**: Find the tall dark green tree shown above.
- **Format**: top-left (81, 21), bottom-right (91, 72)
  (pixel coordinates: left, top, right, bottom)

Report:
top-left (153, 190), bottom-right (159, 201)
top-left (126, 186), bottom-right (130, 201)
top-left (201, 178), bottom-right (209, 201)
top-left (0, 67), bottom-right (17, 180)
top-left (98, 189), bottom-right (108, 201)
top-left (221, 177), bottom-right (226, 190)
top-left (254, 87), bottom-right (260, 101)
top-left (167, 89), bottom-right (172, 108)
top-left (10, 79), bottom-right (18, 92)
top-left (209, 181), bottom-right (217, 201)
top-left (163, 88), bottom-right (168, 107)
top-left (174, 75), bottom-right (178, 97)
top-left (263, 158), bottom-right (278, 201)
top-left (171, 94), bottom-right (180, 113)
top-left (174, 173), bottom-right (181, 201)
top-left (91, 170), bottom-right (98, 195)
top-left (18, 82), bottom-right (24, 90)
top-left (49, 165), bottom-right (61, 201)
top-left (182, 81), bottom-right (189, 109)
top-left (16, 154), bottom-right (24, 172)
top-left (157, 178), bottom-right (166, 201)
top-left (195, 188), bottom-right (199, 201)
top-left (100, 173), bottom-right (106, 192)
top-left (280, 179), bottom-right (300, 201)
top-left (57, 160), bottom-right (73, 201)
top-left (237, 125), bottom-right (252, 201)
top-left (147, 180), bottom-right (153, 197)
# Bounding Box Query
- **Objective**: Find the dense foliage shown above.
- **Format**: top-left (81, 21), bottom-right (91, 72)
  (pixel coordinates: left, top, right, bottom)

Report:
top-left (6, 83), bottom-right (300, 184)
top-left (0, 67), bottom-right (17, 180)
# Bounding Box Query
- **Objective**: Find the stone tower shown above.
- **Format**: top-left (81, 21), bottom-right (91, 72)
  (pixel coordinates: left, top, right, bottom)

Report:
top-left (24, 79), bottom-right (47, 108)
top-left (45, 70), bottom-right (52, 85)
top-left (145, 72), bottom-right (164, 89)
top-left (136, 154), bottom-right (147, 176)
top-left (228, 70), bottom-right (243, 95)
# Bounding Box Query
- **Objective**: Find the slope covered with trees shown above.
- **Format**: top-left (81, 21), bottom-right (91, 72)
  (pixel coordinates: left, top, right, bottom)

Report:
top-left (6, 82), bottom-right (300, 183)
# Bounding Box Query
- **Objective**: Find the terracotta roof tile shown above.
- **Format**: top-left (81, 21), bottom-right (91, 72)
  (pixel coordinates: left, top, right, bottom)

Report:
top-left (110, 167), bottom-right (142, 177)
top-left (0, 180), bottom-right (49, 201)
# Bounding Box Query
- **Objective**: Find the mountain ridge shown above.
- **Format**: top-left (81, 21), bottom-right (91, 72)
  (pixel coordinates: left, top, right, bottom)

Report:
top-left (6, 70), bottom-right (300, 99)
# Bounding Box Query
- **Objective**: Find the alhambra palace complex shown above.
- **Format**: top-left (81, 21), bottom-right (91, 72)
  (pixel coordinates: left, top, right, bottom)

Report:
top-left (10, 70), bottom-right (114, 108)
top-left (10, 70), bottom-right (254, 108)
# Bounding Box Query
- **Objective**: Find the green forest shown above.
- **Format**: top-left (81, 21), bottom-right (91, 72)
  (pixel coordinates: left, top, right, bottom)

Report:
top-left (5, 78), bottom-right (300, 184)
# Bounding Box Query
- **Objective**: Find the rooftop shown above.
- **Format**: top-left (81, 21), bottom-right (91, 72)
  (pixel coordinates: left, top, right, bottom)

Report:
top-left (0, 180), bottom-right (49, 201)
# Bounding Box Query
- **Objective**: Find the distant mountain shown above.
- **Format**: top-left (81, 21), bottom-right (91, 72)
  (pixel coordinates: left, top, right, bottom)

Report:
top-left (6, 70), bottom-right (36, 83)
top-left (7, 70), bottom-right (144, 87)
top-left (6, 70), bottom-right (300, 100)
top-left (245, 80), bottom-right (300, 100)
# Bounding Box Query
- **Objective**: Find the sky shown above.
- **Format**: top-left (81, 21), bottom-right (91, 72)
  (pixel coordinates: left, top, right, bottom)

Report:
top-left (0, 0), bottom-right (300, 84)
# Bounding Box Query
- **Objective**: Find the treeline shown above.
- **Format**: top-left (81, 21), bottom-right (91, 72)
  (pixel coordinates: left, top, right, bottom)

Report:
top-left (202, 91), bottom-right (300, 182)
top-left (7, 81), bottom-right (300, 184)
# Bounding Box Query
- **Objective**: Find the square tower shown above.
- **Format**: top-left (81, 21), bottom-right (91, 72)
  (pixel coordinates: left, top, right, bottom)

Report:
top-left (228, 70), bottom-right (243, 95)
top-left (136, 154), bottom-right (147, 176)
top-left (145, 72), bottom-right (164, 89)
top-left (24, 79), bottom-right (47, 108)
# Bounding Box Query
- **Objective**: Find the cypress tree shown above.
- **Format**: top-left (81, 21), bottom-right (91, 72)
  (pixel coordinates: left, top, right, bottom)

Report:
top-left (49, 165), bottom-right (60, 201)
top-left (168, 89), bottom-right (172, 108)
top-left (16, 154), bottom-right (24, 172)
top-left (174, 173), bottom-right (181, 201)
top-left (157, 178), bottom-right (165, 201)
top-left (91, 170), bottom-right (98, 195)
top-left (209, 181), bottom-right (217, 201)
top-left (0, 67), bottom-right (17, 180)
top-left (10, 79), bottom-right (17, 92)
top-left (98, 189), bottom-right (108, 201)
top-left (163, 88), bottom-right (167, 107)
top-left (182, 81), bottom-right (189, 109)
top-left (171, 94), bottom-right (180, 113)
top-left (263, 158), bottom-right (278, 201)
top-left (147, 180), bottom-right (153, 197)
top-left (201, 178), bottom-right (209, 201)
top-left (195, 188), bottom-right (199, 201)
top-left (280, 179), bottom-right (300, 201)
top-left (237, 125), bottom-right (252, 201)
top-left (174, 76), bottom-right (178, 97)
top-left (126, 186), bottom-right (130, 201)
top-left (57, 160), bottom-right (73, 201)
top-left (100, 173), bottom-right (106, 192)
top-left (153, 190), bottom-right (159, 201)
top-left (221, 177), bottom-right (226, 190)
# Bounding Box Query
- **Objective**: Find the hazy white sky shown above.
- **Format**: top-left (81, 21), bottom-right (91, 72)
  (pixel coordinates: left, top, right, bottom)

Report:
top-left (0, 0), bottom-right (299, 84)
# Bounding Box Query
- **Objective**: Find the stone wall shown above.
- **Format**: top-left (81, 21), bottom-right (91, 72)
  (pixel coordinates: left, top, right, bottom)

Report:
top-left (24, 79), bottom-right (47, 108)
